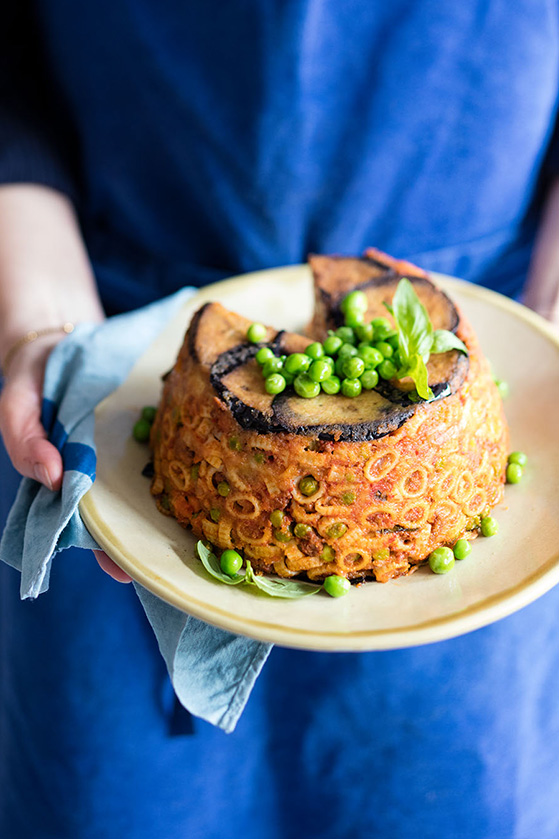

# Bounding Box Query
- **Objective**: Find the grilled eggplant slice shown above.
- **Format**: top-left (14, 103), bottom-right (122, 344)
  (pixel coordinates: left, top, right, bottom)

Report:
top-left (308, 251), bottom-right (459, 333)
top-left (190, 303), bottom-right (457, 441)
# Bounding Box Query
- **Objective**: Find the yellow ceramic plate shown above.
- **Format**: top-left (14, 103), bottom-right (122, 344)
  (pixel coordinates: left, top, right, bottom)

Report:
top-left (80, 266), bottom-right (559, 651)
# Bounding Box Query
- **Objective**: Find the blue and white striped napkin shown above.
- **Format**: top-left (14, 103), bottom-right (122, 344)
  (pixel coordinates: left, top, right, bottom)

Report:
top-left (0, 290), bottom-right (271, 732)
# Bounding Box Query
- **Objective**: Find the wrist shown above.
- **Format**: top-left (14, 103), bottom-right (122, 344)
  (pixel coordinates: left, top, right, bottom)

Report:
top-left (1, 323), bottom-right (76, 378)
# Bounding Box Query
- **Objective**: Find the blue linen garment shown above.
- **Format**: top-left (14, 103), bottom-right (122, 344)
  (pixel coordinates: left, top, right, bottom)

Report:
top-left (2, 1), bottom-right (559, 837)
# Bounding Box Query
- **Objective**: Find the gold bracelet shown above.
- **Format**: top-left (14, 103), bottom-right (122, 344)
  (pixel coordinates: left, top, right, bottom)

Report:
top-left (1, 323), bottom-right (75, 377)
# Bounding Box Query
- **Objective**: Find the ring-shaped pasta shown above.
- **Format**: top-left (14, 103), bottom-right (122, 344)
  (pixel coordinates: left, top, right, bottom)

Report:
top-left (400, 466), bottom-right (429, 498)
top-left (361, 507), bottom-right (395, 531)
top-left (401, 501), bottom-right (430, 526)
top-left (225, 493), bottom-right (261, 519)
top-left (452, 470), bottom-right (475, 503)
top-left (462, 489), bottom-right (487, 518)
top-left (339, 549), bottom-right (370, 572)
top-left (201, 519), bottom-right (219, 542)
top-left (235, 519), bottom-right (272, 546)
top-left (315, 499), bottom-right (355, 517)
top-left (167, 459), bottom-right (191, 492)
top-left (316, 516), bottom-right (353, 540)
top-left (291, 479), bottom-right (326, 506)
top-left (217, 517), bottom-right (234, 548)
top-left (364, 449), bottom-right (400, 483)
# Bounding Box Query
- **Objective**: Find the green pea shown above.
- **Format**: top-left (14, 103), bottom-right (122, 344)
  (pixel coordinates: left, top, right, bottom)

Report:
top-left (133, 418), bottom-right (152, 442)
top-left (428, 546), bottom-right (455, 574)
top-left (355, 322), bottom-right (374, 343)
top-left (453, 539), bottom-right (472, 560)
top-left (285, 353), bottom-right (312, 374)
top-left (334, 326), bottom-right (356, 345)
top-left (508, 451), bottom-right (527, 467)
top-left (299, 475), bottom-right (319, 496)
top-left (229, 437), bottom-right (242, 451)
top-left (190, 464), bottom-right (199, 481)
top-left (255, 346), bottom-right (275, 365)
top-left (321, 375), bottom-right (341, 395)
top-left (220, 549), bottom-right (243, 576)
top-left (270, 510), bottom-right (285, 528)
top-left (210, 507), bottom-right (221, 522)
top-left (481, 516), bottom-right (499, 537)
top-left (387, 333), bottom-right (400, 350)
top-left (306, 342), bottom-right (324, 360)
top-left (323, 335), bottom-right (343, 356)
top-left (217, 481), bottom-right (230, 497)
top-left (341, 378), bottom-right (362, 398)
top-left (496, 379), bottom-right (509, 399)
top-left (334, 357), bottom-right (347, 377)
top-left (344, 311), bottom-right (365, 328)
top-left (341, 290), bottom-right (368, 315)
top-left (141, 406), bottom-right (157, 423)
top-left (294, 373), bottom-right (321, 399)
top-left (294, 522), bottom-right (312, 539)
top-left (338, 342), bottom-right (359, 359)
top-left (253, 451), bottom-right (265, 464)
top-left (357, 346), bottom-right (383, 368)
top-left (321, 545), bottom-right (336, 562)
top-left (342, 356), bottom-right (365, 379)
top-left (265, 373), bottom-right (287, 395)
top-left (262, 357), bottom-right (284, 377)
top-left (309, 359), bottom-right (332, 383)
top-left (374, 341), bottom-right (393, 358)
top-left (323, 575), bottom-right (351, 597)
top-left (247, 323), bottom-right (267, 343)
top-left (342, 491), bottom-right (356, 505)
top-left (274, 529), bottom-right (292, 543)
top-left (506, 463), bottom-right (523, 484)
top-left (373, 547), bottom-right (390, 562)
top-left (327, 522), bottom-right (348, 539)
top-left (360, 369), bottom-right (379, 390)
top-left (371, 318), bottom-right (394, 341)
top-left (378, 359), bottom-right (397, 380)
top-left (323, 356), bottom-right (335, 373)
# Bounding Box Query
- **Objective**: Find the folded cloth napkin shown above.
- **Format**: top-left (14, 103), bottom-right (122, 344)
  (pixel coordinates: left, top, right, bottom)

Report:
top-left (0, 290), bottom-right (271, 733)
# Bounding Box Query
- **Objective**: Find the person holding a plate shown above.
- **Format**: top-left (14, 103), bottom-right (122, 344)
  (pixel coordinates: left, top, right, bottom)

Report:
top-left (1, 3), bottom-right (559, 838)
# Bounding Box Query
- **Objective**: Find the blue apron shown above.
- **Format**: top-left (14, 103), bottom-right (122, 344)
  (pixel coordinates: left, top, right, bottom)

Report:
top-left (2, 1), bottom-right (559, 836)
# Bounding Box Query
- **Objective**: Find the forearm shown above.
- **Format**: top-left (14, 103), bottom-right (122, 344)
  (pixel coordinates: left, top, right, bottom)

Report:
top-left (0, 184), bottom-right (104, 365)
top-left (523, 177), bottom-right (559, 326)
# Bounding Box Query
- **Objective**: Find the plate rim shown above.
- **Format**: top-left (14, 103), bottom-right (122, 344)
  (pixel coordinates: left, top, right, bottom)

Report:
top-left (79, 265), bottom-right (559, 651)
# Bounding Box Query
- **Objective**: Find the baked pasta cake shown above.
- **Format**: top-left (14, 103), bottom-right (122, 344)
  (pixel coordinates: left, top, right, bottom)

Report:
top-left (149, 251), bottom-right (508, 582)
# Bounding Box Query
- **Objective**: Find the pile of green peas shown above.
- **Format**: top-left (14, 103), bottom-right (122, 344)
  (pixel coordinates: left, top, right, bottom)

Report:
top-left (133, 405), bottom-right (157, 442)
top-left (246, 290), bottom-right (400, 399)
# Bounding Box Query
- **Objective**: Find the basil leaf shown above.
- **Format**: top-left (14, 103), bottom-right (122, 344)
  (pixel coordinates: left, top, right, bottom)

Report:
top-left (391, 278), bottom-right (433, 363)
top-left (196, 541), bottom-right (245, 585)
top-left (245, 562), bottom-right (320, 598)
top-left (431, 329), bottom-right (468, 355)
top-left (406, 353), bottom-right (433, 401)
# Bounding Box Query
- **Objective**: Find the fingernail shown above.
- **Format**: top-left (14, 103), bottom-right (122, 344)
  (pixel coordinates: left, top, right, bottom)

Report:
top-left (34, 463), bottom-right (53, 491)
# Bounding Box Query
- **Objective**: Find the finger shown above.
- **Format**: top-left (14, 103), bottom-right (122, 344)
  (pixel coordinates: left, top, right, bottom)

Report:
top-left (93, 549), bottom-right (133, 583)
top-left (0, 377), bottom-right (64, 491)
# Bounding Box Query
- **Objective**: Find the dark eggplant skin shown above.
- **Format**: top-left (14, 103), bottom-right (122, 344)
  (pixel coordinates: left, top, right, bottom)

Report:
top-left (188, 266), bottom-right (469, 442)
top-left (208, 340), bottom-right (466, 441)
top-left (309, 254), bottom-right (460, 334)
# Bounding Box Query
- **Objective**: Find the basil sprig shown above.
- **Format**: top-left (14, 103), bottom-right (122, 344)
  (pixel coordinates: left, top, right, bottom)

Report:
top-left (197, 541), bottom-right (320, 598)
top-left (385, 278), bottom-right (468, 400)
